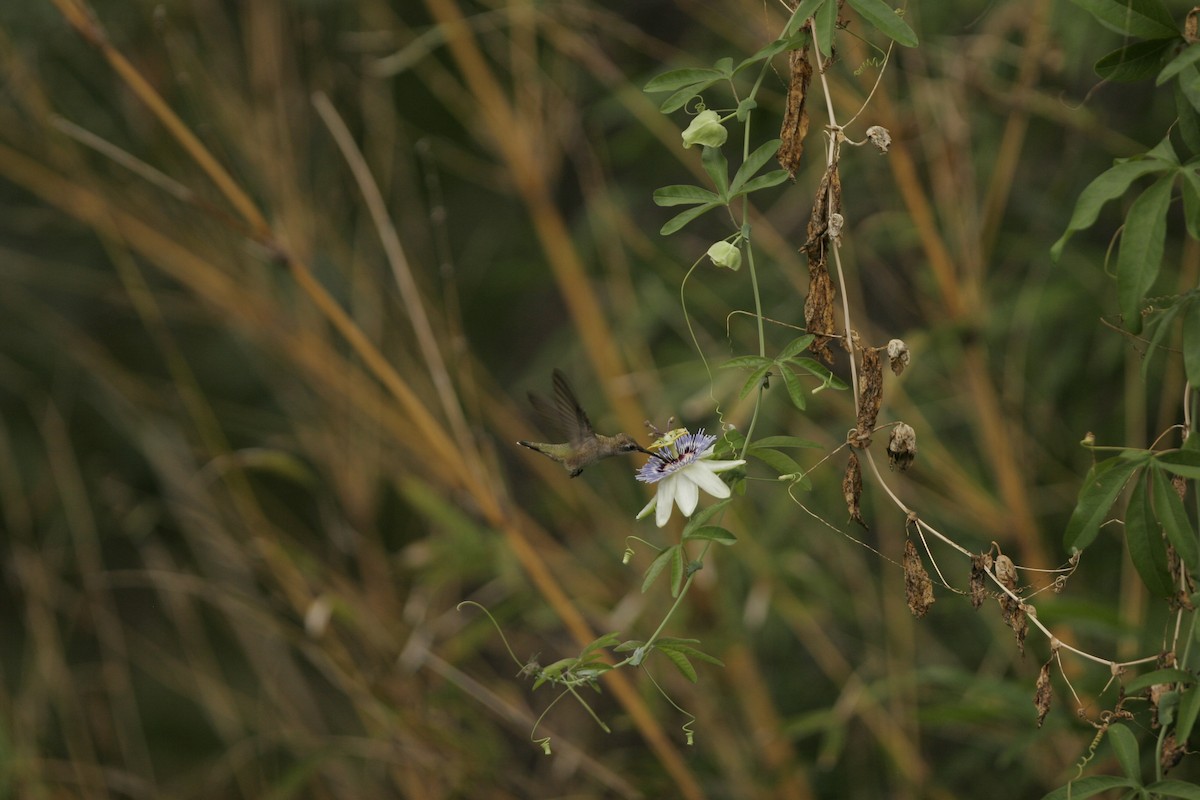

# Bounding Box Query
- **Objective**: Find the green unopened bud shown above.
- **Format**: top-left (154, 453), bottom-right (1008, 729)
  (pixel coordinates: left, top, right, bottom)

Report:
top-left (706, 240), bottom-right (742, 270)
top-left (682, 109), bottom-right (727, 149)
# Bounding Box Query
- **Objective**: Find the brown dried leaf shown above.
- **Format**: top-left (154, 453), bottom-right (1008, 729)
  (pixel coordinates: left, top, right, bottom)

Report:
top-left (777, 47), bottom-right (812, 180)
top-left (804, 258), bottom-right (836, 364)
top-left (994, 554), bottom-right (1018, 590)
top-left (1163, 731), bottom-right (1185, 774)
top-left (969, 553), bottom-right (989, 609)
top-left (903, 539), bottom-right (935, 617)
top-left (1000, 594), bottom-right (1027, 655)
top-left (842, 451), bottom-right (866, 529)
top-left (804, 158), bottom-right (843, 250)
top-left (851, 346), bottom-right (883, 448)
top-left (1173, 474), bottom-right (1187, 501)
top-left (1187, 7), bottom-right (1198, 43)
top-left (1034, 659), bottom-right (1053, 727)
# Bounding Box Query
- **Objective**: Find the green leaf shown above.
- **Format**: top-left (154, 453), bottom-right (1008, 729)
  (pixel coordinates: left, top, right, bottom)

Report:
top-left (1096, 39), bottom-right (1175, 82)
top-left (670, 545), bottom-right (685, 597)
top-left (779, 335), bottom-right (816, 361)
top-left (719, 354), bottom-right (774, 370)
top-left (1126, 475), bottom-right (1174, 598)
top-left (749, 447), bottom-right (803, 476)
top-left (657, 640), bottom-right (725, 667)
top-left (1041, 775), bottom-right (1139, 800)
top-left (1159, 43), bottom-right (1200, 85)
top-left (780, 365), bottom-right (807, 411)
top-left (642, 546), bottom-right (677, 593)
top-left (659, 84), bottom-right (711, 114)
top-left (1069, 0), bottom-right (1178, 39)
top-left (1117, 173), bottom-right (1173, 333)
top-left (1182, 169), bottom-right (1200, 240)
top-left (1146, 779), bottom-right (1200, 799)
top-left (658, 645), bottom-right (698, 682)
top-left (1152, 466), bottom-right (1198, 570)
top-left (1108, 723), bottom-right (1142, 783)
top-left (660, 202), bottom-right (720, 235)
top-left (784, 0), bottom-right (829, 36)
top-left (682, 525), bottom-right (737, 545)
top-left (735, 169), bottom-right (791, 196)
top-left (752, 435), bottom-right (821, 450)
top-left (1185, 297), bottom-right (1200, 385)
top-left (1140, 296), bottom-right (1187, 381)
top-left (847, 0), bottom-right (919, 47)
top-left (739, 363), bottom-right (773, 399)
top-left (702, 144), bottom-right (730, 198)
top-left (579, 631), bottom-right (621, 660)
top-left (683, 499), bottom-right (731, 537)
top-left (729, 139), bottom-right (782, 196)
top-left (1177, 684), bottom-right (1200, 743)
top-left (644, 68), bottom-right (726, 93)
top-left (1123, 668), bottom-right (1195, 693)
top-left (1181, 64), bottom-right (1200, 115)
top-left (1051, 158), bottom-right (1174, 260)
top-left (1158, 450), bottom-right (1200, 479)
top-left (814, 0), bottom-right (838, 56)
top-left (737, 32), bottom-right (810, 73)
top-left (1177, 81), bottom-right (1200, 155)
top-left (787, 357), bottom-right (850, 390)
top-left (653, 184), bottom-right (723, 207)
top-left (1064, 457), bottom-right (1142, 551)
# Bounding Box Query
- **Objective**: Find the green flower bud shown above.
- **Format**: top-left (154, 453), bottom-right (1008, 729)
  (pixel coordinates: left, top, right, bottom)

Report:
top-left (706, 241), bottom-right (742, 270)
top-left (682, 110), bottom-right (727, 149)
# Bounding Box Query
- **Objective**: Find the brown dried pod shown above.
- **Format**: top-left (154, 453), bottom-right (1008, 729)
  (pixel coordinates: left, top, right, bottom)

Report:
top-left (777, 46), bottom-right (812, 180)
top-left (903, 539), bottom-right (935, 617)
top-left (850, 345), bottom-right (883, 448)
top-left (1034, 659), bottom-right (1053, 728)
top-left (887, 423), bottom-right (918, 471)
top-left (969, 553), bottom-right (990, 609)
top-left (804, 260), bottom-right (836, 364)
top-left (1173, 474), bottom-right (1187, 501)
top-left (886, 338), bottom-right (910, 375)
top-left (1163, 731), bottom-right (1186, 774)
top-left (1187, 7), bottom-right (1198, 43)
top-left (994, 554), bottom-right (1018, 589)
top-left (865, 125), bottom-right (892, 153)
top-left (843, 451), bottom-right (866, 529)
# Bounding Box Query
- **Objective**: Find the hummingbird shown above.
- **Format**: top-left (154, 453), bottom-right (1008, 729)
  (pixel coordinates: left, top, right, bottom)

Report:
top-left (517, 369), bottom-right (650, 477)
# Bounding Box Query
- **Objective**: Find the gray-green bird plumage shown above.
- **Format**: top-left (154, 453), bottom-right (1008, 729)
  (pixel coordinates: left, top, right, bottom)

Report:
top-left (518, 369), bottom-right (648, 477)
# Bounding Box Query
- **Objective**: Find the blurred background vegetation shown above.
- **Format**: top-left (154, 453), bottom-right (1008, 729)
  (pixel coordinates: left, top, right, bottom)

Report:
top-left (0, 0), bottom-right (1197, 797)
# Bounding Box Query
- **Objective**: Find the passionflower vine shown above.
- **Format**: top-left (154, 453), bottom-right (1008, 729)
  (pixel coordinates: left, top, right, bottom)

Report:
top-left (635, 429), bottom-right (745, 527)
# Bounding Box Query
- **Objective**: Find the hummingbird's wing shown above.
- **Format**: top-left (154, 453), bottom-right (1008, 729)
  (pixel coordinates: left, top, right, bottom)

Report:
top-left (527, 369), bottom-right (594, 444)
top-left (551, 369), bottom-right (595, 444)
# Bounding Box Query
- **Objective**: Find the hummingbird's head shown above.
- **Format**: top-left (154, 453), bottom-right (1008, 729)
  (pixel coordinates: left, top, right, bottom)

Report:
top-left (615, 434), bottom-right (652, 455)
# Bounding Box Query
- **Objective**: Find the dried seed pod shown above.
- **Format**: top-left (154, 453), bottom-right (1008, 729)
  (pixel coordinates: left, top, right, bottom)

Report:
top-left (865, 125), bottom-right (891, 153)
top-left (843, 451), bottom-right (866, 528)
top-left (778, 47), bottom-right (812, 180)
top-left (994, 554), bottom-right (1018, 589)
top-left (969, 553), bottom-right (990, 609)
top-left (886, 338), bottom-right (910, 375)
top-left (903, 539), bottom-right (935, 617)
top-left (850, 345), bottom-right (883, 448)
top-left (887, 423), bottom-right (917, 471)
top-left (1034, 659), bottom-right (1053, 727)
top-left (1163, 731), bottom-right (1186, 773)
top-left (804, 259), bottom-right (836, 364)
top-left (827, 212), bottom-right (844, 245)
top-left (1002, 596), bottom-right (1028, 655)
top-left (1173, 474), bottom-right (1187, 501)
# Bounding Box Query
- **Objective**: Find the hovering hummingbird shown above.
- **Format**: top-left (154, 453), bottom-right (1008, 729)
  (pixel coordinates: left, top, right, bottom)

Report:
top-left (518, 369), bottom-right (650, 477)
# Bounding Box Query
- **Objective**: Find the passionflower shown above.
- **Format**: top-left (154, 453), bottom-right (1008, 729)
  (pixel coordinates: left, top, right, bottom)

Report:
top-left (635, 429), bottom-right (745, 527)
top-left (681, 109), bottom-right (728, 149)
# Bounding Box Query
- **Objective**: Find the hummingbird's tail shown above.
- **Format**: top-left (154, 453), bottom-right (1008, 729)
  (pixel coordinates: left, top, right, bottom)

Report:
top-left (517, 440), bottom-right (546, 453)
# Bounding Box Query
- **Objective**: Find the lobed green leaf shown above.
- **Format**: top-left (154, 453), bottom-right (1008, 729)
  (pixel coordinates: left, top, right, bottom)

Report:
top-left (729, 139), bottom-right (782, 196)
top-left (814, 0), bottom-right (838, 56)
top-left (784, 0), bottom-right (829, 36)
top-left (653, 184), bottom-right (722, 207)
top-left (642, 546), bottom-right (677, 593)
top-left (751, 435), bottom-right (822, 449)
top-left (1116, 173), bottom-right (1173, 333)
top-left (1159, 42), bottom-right (1200, 85)
top-left (734, 169), bottom-right (791, 196)
top-left (1185, 297), bottom-right (1200, 385)
top-left (1146, 779), bottom-right (1200, 799)
top-left (1095, 39), bottom-right (1175, 82)
top-left (1107, 723), bottom-right (1143, 783)
top-left (1122, 668), bottom-right (1195, 693)
top-left (749, 447), bottom-right (803, 477)
top-left (1051, 157), bottom-right (1174, 260)
top-left (702, 144), bottom-right (730, 198)
top-left (660, 202), bottom-right (720, 235)
top-left (1158, 449), bottom-right (1200, 479)
top-left (1177, 684), bottom-right (1200, 744)
top-left (847, 0), bottom-right (919, 47)
top-left (644, 68), bottom-right (726, 93)
top-left (1064, 456), bottom-right (1143, 551)
top-left (1068, 0), bottom-right (1178, 39)
top-left (1125, 476), bottom-right (1174, 598)
top-left (1040, 775), bottom-right (1138, 800)
top-left (1152, 466), bottom-right (1198, 570)
top-left (780, 365), bottom-right (807, 411)
top-left (682, 525), bottom-right (737, 545)
top-left (658, 646), bottom-right (698, 683)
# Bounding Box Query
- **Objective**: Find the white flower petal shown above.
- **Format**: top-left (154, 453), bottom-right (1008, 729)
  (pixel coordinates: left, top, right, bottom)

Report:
top-left (687, 462), bottom-right (734, 499)
top-left (655, 474), bottom-right (677, 527)
top-left (636, 495), bottom-right (657, 520)
top-left (675, 473), bottom-right (700, 517)
top-left (700, 457), bottom-right (746, 473)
